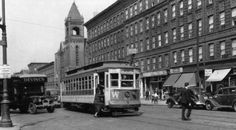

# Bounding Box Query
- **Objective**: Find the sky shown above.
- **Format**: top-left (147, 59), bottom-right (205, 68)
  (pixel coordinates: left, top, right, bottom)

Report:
top-left (0, 0), bottom-right (116, 73)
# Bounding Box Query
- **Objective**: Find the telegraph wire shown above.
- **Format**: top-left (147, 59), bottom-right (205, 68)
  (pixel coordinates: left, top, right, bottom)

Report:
top-left (6, 18), bottom-right (64, 31)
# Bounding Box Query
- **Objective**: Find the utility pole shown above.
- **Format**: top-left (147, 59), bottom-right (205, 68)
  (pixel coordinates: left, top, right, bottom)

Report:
top-left (0, 0), bottom-right (13, 127)
top-left (196, 20), bottom-right (201, 94)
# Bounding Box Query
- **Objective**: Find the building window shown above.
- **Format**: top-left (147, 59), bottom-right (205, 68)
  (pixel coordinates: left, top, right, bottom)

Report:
top-left (180, 26), bottom-right (184, 40)
top-left (188, 23), bottom-right (192, 38)
top-left (220, 12), bottom-right (225, 26)
top-left (146, 17), bottom-right (149, 30)
top-left (140, 20), bottom-right (143, 33)
top-left (126, 27), bottom-right (129, 38)
top-left (141, 60), bottom-right (144, 72)
top-left (151, 15), bottom-right (155, 28)
top-left (179, 1), bottom-right (184, 16)
top-left (232, 40), bottom-right (236, 56)
top-left (157, 12), bottom-right (161, 25)
top-left (147, 59), bottom-right (150, 71)
top-left (197, 0), bottom-right (202, 9)
top-left (189, 48), bottom-right (193, 63)
top-left (220, 41), bottom-right (225, 56)
top-left (173, 52), bottom-right (177, 64)
top-left (232, 8), bottom-right (236, 26)
top-left (139, 0), bottom-right (143, 12)
top-left (199, 46), bottom-right (203, 61)
top-left (172, 4), bottom-right (176, 19)
top-left (164, 9), bottom-right (168, 23)
top-left (152, 57), bottom-right (156, 70)
top-left (134, 4), bottom-right (138, 15)
top-left (140, 40), bottom-right (144, 52)
top-left (158, 34), bottom-right (162, 47)
top-left (172, 28), bottom-right (176, 42)
top-left (208, 15), bottom-right (214, 32)
top-left (130, 6), bottom-right (133, 17)
top-left (208, 0), bottom-right (213, 5)
top-left (188, 0), bottom-right (192, 11)
top-left (152, 36), bottom-right (156, 49)
top-left (209, 43), bottom-right (214, 57)
top-left (181, 50), bottom-right (185, 62)
top-left (125, 9), bottom-right (129, 19)
top-left (145, 0), bottom-right (149, 10)
top-left (164, 55), bottom-right (169, 67)
top-left (198, 19), bottom-right (202, 36)
top-left (135, 23), bottom-right (138, 35)
top-left (158, 56), bottom-right (162, 68)
top-left (146, 38), bottom-right (150, 50)
top-left (165, 32), bottom-right (168, 44)
top-left (130, 25), bottom-right (133, 36)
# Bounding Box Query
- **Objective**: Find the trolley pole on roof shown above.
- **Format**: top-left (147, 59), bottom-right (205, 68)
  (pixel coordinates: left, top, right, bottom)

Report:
top-left (0, 0), bottom-right (13, 127)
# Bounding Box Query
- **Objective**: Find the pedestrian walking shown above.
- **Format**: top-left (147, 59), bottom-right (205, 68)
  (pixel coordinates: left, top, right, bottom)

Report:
top-left (145, 89), bottom-right (150, 100)
top-left (178, 82), bottom-right (196, 121)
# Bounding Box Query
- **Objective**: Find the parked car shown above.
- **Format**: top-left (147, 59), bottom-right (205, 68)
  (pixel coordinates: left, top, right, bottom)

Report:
top-left (166, 87), bottom-right (206, 108)
top-left (205, 87), bottom-right (236, 111)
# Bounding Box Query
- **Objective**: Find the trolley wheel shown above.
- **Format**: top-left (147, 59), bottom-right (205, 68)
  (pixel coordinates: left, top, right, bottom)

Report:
top-left (28, 103), bottom-right (37, 114)
top-left (47, 106), bottom-right (55, 113)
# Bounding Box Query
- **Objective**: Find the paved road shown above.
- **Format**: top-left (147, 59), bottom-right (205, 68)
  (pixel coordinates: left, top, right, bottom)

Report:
top-left (8, 105), bottom-right (236, 130)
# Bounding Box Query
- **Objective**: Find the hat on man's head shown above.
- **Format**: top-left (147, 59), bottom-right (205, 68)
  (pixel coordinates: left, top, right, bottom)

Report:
top-left (184, 82), bottom-right (189, 87)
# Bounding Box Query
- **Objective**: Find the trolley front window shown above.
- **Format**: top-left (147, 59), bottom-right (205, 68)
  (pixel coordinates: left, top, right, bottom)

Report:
top-left (121, 74), bottom-right (134, 88)
top-left (110, 73), bottom-right (119, 87)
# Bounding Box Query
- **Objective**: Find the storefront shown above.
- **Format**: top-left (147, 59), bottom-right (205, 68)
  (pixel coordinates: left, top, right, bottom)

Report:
top-left (206, 68), bottom-right (231, 93)
top-left (141, 70), bottom-right (168, 99)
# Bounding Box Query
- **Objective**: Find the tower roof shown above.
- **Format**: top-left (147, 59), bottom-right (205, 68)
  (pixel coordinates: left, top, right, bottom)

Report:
top-left (67, 2), bottom-right (83, 21)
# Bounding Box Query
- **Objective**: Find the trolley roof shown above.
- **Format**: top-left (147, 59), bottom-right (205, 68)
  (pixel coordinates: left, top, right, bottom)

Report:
top-left (66, 61), bottom-right (140, 76)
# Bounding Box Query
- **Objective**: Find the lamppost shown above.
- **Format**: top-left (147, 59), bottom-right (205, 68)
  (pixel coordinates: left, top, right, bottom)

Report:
top-left (0, 0), bottom-right (13, 127)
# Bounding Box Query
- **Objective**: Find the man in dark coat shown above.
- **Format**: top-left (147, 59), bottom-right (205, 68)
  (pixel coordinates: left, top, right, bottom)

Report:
top-left (94, 84), bottom-right (104, 117)
top-left (179, 82), bottom-right (196, 121)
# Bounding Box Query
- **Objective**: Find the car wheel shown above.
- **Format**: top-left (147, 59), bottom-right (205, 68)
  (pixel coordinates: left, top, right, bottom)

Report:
top-left (233, 102), bottom-right (236, 112)
top-left (205, 102), bottom-right (213, 110)
top-left (28, 103), bottom-right (37, 114)
top-left (167, 101), bottom-right (174, 108)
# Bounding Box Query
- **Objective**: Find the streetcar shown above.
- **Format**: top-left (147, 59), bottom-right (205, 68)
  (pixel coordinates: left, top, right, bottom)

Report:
top-left (61, 61), bottom-right (141, 116)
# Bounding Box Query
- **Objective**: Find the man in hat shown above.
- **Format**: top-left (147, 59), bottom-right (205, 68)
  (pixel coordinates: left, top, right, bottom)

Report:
top-left (179, 82), bottom-right (196, 121)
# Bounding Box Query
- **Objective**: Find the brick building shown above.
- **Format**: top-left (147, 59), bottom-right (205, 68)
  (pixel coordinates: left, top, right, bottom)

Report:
top-left (85, 0), bottom-right (236, 98)
top-left (55, 2), bottom-right (85, 86)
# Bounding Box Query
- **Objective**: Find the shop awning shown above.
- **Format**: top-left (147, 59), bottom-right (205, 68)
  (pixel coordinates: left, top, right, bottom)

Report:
top-left (173, 73), bottom-right (196, 88)
top-left (163, 74), bottom-right (181, 87)
top-left (206, 69), bottom-right (231, 82)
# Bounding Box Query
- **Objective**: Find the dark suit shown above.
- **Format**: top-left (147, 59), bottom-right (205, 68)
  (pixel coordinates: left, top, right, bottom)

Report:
top-left (179, 87), bottom-right (195, 120)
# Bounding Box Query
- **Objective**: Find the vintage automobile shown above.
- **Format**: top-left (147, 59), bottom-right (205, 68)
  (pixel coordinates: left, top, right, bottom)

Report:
top-left (0, 74), bottom-right (55, 114)
top-left (205, 87), bottom-right (236, 111)
top-left (166, 87), bottom-right (206, 108)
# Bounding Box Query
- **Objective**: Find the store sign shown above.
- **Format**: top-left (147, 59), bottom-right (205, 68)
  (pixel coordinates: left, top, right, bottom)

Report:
top-left (170, 67), bottom-right (183, 74)
top-left (205, 69), bottom-right (212, 77)
top-left (0, 65), bottom-right (11, 79)
top-left (142, 70), bottom-right (167, 77)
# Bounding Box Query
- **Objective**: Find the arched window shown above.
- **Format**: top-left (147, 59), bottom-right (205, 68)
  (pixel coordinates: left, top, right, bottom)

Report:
top-left (72, 27), bottom-right (80, 36)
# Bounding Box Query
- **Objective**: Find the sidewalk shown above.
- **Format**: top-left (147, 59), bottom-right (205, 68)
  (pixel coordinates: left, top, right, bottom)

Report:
top-left (0, 118), bottom-right (20, 130)
top-left (141, 98), bottom-right (167, 106)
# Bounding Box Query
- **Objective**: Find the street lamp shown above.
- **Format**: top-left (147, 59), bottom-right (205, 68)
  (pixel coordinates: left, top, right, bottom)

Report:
top-left (0, 0), bottom-right (13, 127)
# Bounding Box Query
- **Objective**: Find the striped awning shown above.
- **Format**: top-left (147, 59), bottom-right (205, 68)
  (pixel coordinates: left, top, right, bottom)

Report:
top-left (173, 73), bottom-right (196, 88)
top-left (163, 74), bottom-right (181, 87)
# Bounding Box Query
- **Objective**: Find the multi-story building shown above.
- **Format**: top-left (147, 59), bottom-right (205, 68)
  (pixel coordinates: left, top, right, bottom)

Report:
top-left (85, 0), bottom-right (236, 98)
top-left (38, 62), bottom-right (59, 96)
top-left (55, 2), bottom-right (85, 85)
top-left (28, 62), bottom-right (49, 74)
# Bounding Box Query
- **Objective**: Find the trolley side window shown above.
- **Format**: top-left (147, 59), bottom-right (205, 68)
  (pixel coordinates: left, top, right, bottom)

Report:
top-left (110, 73), bottom-right (119, 87)
top-left (121, 74), bottom-right (134, 88)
